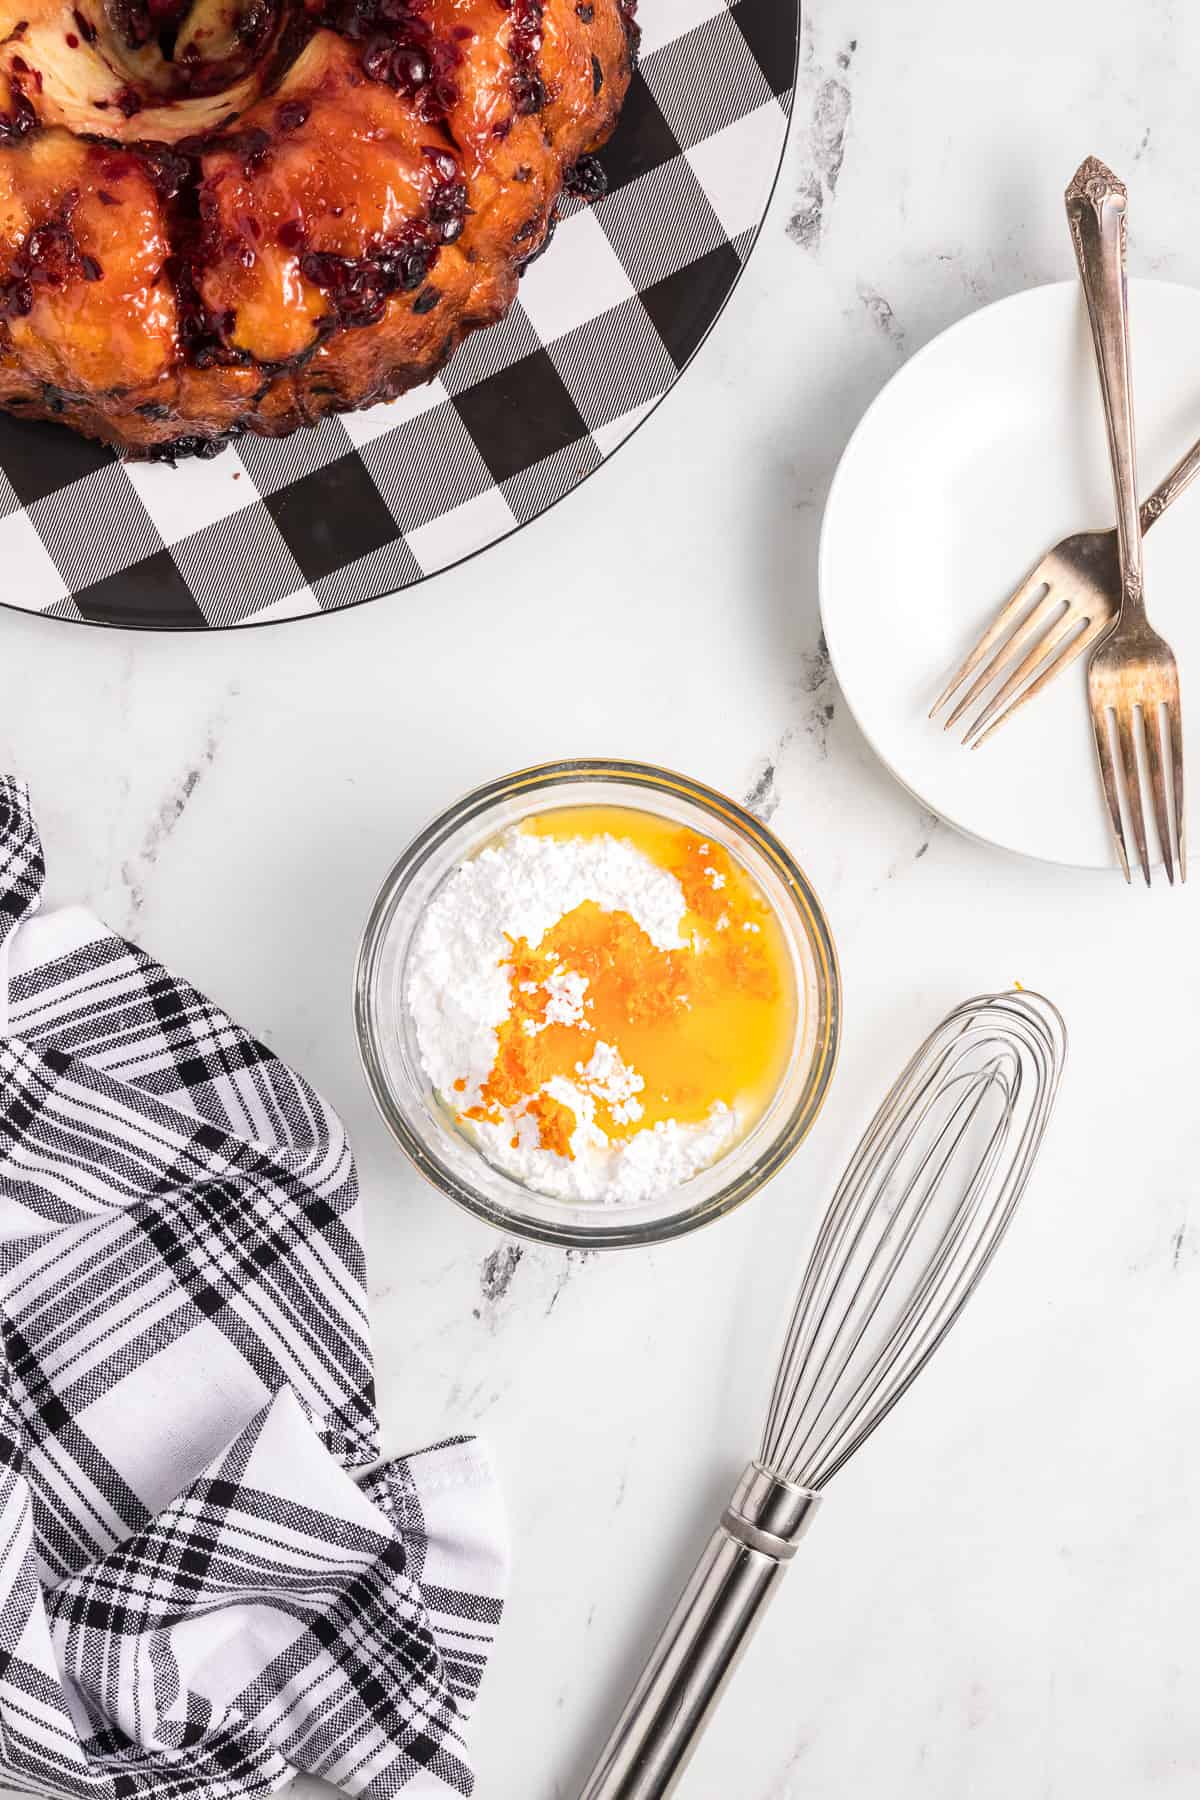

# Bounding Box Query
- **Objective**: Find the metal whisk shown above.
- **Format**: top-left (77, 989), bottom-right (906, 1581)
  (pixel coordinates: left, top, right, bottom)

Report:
top-left (579, 990), bottom-right (1066, 1800)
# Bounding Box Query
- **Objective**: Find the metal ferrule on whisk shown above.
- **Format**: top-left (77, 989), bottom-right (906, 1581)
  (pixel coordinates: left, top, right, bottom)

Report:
top-left (580, 1464), bottom-right (820, 1800)
top-left (720, 1461), bottom-right (821, 1559)
top-left (579, 990), bottom-right (1066, 1800)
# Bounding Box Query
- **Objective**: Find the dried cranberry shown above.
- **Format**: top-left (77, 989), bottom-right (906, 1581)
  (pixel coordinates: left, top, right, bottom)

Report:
top-left (115, 86), bottom-right (142, 118)
top-left (506, 0), bottom-right (544, 110)
top-left (428, 179), bottom-right (466, 222)
top-left (64, 31), bottom-right (79, 45)
top-left (238, 127), bottom-right (271, 173)
top-left (0, 278), bottom-right (33, 317)
top-left (275, 98), bottom-right (310, 131)
top-left (565, 153), bottom-right (606, 201)
top-left (392, 42), bottom-right (428, 86)
top-left (0, 90), bottom-right (38, 143)
top-left (517, 204), bottom-right (557, 267)
top-left (512, 70), bottom-right (544, 114)
top-left (25, 223), bottom-right (76, 282)
top-left (172, 237), bottom-right (250, 372)
top-left (277, 216), bottom-right (305, 249)
top-left (147, 432), bottom-right (230, 462)
top-left (362, 35), bottom-right (427, 89)
top-left (428, 74), bottom-right (458, 111)
top-left (421, 146), bottom-right (458, 181)
top-left (71, 7), bottom-right (96, 40)
top-left (0, 204), bottom-right (94, 316)
top-left (575, 1), bottom-right (593, 16)
top-left (140, 143), bottom-right (191, 201)
top-left (235, 0), bottom-right (271, 45)
top-left (591, 52), bottom-right (602, 92)
top-left (360, 35), bottom-right (392, 78)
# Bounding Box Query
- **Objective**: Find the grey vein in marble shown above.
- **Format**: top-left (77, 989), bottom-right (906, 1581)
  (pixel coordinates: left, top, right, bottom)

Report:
top-left (786, 26), bottom-right (858, 254)
top-left (744, 748), bottom-right (787, 822)
top-left (857, 284), bottom-right (904, 349)
top-left (744, 642), bottom-right (838, 823)
top-left (797, 633), bottom-right (836, 759)
top-left (119, 714), bottom-right (227, 921)
top-left (478, 1242), bottom-right (523, 1306)
top-left (913, 809), bottom-right (940, 862)
top-left (545, 1248), bottom-right (592, 1316)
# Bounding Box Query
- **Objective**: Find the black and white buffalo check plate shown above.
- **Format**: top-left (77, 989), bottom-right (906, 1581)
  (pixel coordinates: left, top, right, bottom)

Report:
top-left (0, 0), bottom-right (798, 631)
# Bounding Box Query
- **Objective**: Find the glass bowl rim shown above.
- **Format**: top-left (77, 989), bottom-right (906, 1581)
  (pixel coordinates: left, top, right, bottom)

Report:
top-left (353, 757), bottom-right (842, 1249)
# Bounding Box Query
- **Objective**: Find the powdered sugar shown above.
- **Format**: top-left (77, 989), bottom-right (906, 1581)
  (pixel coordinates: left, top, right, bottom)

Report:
top-left (577, 1040), bottom-right (644, 1124)
top-left (469, 1098), bottom-right (738, 1204)
top-left (405, 824), bottom-right (741, 1204)
top-left (538, 969), bottom-right (589, 1031)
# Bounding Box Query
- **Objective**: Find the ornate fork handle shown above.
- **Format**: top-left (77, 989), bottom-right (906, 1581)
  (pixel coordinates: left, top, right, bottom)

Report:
top-left (1065, 155), bottom-right (1144, 615)
top-left (1140, 435), bottom-right (1200, 529)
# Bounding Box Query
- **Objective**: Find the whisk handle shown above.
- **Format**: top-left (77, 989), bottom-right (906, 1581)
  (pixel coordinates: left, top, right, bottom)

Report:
top-left (577, 1465), bottom-right (819, 1800)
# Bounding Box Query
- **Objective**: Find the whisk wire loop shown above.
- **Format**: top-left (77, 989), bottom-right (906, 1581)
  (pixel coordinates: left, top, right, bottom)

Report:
top-left (760, 992), bottom-right (1065, 1492)
top-left (765, 1056), bottom-right (1001, 1483)
top-left (777, 1062), bottom-right (1013, 1486)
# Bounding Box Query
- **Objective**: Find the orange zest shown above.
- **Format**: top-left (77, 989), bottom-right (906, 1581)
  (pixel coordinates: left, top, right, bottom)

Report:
top-left (461, 808), bottom-right (797, 1160)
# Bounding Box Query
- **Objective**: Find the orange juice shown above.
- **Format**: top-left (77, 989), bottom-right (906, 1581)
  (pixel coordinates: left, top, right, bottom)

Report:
top-left (462, 806), bottom-right (797, 1159)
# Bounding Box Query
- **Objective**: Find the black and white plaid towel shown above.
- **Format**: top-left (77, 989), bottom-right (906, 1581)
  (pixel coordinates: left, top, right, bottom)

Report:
top-left (0, 778), bottom-right (507, 1800)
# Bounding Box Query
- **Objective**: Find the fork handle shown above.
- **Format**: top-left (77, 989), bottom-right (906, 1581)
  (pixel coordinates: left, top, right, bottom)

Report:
top-left (1066, 155), bottom-right (1145, 617)
top-left (1141, 434), bottom-right (1200, 533)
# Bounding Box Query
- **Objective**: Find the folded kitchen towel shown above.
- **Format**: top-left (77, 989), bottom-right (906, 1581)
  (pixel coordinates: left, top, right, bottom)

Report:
top-left (0, 777), bottom-right (507, 1800)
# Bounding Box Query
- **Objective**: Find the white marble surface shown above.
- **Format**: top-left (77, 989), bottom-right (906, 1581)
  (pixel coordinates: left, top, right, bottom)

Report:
top-left (5, 1), bottom-right (1200, 1794)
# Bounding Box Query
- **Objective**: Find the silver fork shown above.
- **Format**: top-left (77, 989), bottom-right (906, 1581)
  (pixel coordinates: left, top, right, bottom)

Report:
top-left (1066, 154), bottom-right (1185, 885)
top-left (929, 434), bottom-right (1200, 747)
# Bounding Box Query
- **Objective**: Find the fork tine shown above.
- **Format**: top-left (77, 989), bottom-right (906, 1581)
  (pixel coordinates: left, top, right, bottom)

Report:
top-left (965, 608), bottom-right (1110, 747)
top-left (1142, 701), bottom-right (1175, 885)
top-left (1167, 696), bottom-right (1186, 883)
top-left (1116, 705), bottom-right (1152, 887)
top-left (941, 587), bottom-right (1066, 730)
top-left (1091, 706), bottom-right (1131, 883)
top-left (929, 571), bottom-right (1047, 719)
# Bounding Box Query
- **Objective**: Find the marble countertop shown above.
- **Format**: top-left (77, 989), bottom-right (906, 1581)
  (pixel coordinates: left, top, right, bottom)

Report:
top-left (5, 1), bottom-right (1200, 1794)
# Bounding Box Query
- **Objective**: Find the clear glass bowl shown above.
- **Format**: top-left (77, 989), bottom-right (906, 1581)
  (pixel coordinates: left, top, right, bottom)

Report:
top-left (354, 760), bottom-right (841, 1249)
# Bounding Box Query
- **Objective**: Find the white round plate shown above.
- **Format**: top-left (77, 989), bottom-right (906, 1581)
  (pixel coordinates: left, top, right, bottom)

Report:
top-left (819, 278), bottom-right (1200, 870)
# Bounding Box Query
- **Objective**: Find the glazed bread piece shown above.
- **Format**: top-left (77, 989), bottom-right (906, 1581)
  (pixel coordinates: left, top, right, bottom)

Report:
top-left (0, 0), bottom-right (635, 456)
